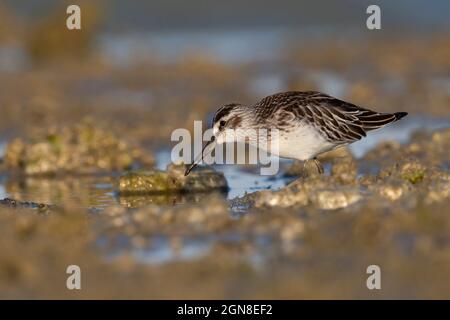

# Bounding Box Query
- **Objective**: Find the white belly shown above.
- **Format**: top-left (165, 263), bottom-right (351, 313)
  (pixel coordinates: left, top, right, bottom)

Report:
top-left (270, 124), bottom-right (336, 161)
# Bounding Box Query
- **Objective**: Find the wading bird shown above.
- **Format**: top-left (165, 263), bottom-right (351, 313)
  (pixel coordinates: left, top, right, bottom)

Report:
top-left (185, 91), bottom-right (407, 176)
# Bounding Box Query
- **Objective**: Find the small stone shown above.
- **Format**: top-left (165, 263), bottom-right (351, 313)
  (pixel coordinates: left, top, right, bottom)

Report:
top-left (119, 164), bottom-right (228, 194)
top-left (331, 158), bottom-right (357, 184)
top-left (376, 182), bottom-right (407, 201)
top-left (254, 189), bottom-right (309, 208)
top-left (311, 189), bottom-right (361, 210)
top-left (426, 180), bottom-right (450, 204)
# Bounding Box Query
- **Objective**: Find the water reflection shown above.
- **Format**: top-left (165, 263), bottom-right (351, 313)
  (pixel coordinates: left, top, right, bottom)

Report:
top-left (0, 184), bottom-right (6, 199)
top-left (1, 174), bottom-right (229, 208)
top-left (118, 192), bottom-right (224, 208)
top-left (131, 236), bottom-right (212, 265)
top-left (102, 233), bottom-right (281, 267)
top-left (4, 176), bottom-right (117, 208)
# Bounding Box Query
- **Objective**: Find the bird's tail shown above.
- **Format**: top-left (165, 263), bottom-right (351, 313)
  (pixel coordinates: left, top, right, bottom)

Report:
top-left (394, 112), bottom-right (408, 121)
top-left (359, 111), bottom-right (408, 131)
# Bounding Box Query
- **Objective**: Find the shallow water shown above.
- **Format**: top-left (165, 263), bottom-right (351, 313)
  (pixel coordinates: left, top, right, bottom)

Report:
top-left (156, 150), bottom-right (292, 200)
top-left (104, 235), bottom-right (214, 265)
top-left (100, 229), bottom-right (282, 267)
top-left (0, 117), bottom-right (449, 267)
top-left (1, 175), bottom-right (118, 208)
top-left (1, 2), bottom-right (450, 298)
top-left (0, 185), bottom-right (6, 200)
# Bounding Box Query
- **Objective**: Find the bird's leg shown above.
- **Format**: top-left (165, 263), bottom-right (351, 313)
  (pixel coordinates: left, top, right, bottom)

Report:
top-left (299, 158), bottom-right (323, 178)
top-left (313, 157), bottom-right (324, 175)
top-left (302, 160), bottom-right (308, 178)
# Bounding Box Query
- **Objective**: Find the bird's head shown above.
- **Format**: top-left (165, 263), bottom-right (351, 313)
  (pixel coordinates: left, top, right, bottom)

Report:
top-left (211, 103), bottom-right (248, 144)
top-left (185, 103), bottom-right (249, 175)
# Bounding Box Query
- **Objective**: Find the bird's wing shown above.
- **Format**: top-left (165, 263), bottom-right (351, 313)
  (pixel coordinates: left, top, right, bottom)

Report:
top-left (255, 91), bottom-right (398, 145)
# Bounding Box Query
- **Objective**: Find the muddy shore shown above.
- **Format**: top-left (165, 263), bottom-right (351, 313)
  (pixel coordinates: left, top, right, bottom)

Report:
top-left (0, 5), bottom-right (449, 298)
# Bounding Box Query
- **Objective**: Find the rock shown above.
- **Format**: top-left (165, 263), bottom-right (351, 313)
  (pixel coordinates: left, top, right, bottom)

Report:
top-left (254, 188), bottom-right (309, 208)
top-left (4, 121), bottom-right (154, 175)
top-left (378, 160), bottom-right (427, 183)
top-left (255, 176), bottom-right (361, 210)
top-left (425, 179), bottom-right (450, 204)
top-left (119, 164), bottom-right (228, 195)
top-left (371, 179), bottom-right (409, 201)
top-left (0, 198), bottom-right (51, 212)
top-left (364, 128), bottom-right (450, 169)
top-left (119, 170), bottom-right (181, 194)
top-left (400, 162), bottom-right (427, 184)
top-left (331, 157), bottom-right (358, 184)
top-left (431, 128), bottom-right (450, 146)
top-left (283, 147), bottom-right (354, 177)
top-left (3, 138), bottom-right (25, 169)
top-left (311, 189), bottom-right (361, 210)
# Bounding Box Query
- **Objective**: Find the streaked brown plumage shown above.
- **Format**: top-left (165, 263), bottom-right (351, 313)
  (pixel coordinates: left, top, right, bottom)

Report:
top-left (253, 91), bottom-right (407, 145)
top-left (185, 91), bottom-right (408, 176)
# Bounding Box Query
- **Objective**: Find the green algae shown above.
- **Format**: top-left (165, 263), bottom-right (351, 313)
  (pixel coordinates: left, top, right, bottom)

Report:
top-left (402, 169), bottom-right (426, 184)
top-left (4, 121), bottom-right (155, 176)
top-left (119, 165), bottom-right (228, 195)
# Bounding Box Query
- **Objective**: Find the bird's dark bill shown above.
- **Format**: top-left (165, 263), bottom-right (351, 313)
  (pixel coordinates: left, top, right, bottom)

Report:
top-left (184, 137), bottom-right (216, 176)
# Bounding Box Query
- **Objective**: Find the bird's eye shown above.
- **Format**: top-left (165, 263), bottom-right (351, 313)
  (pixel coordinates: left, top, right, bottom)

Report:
top-left (219, 120), bottom-right (226, 127)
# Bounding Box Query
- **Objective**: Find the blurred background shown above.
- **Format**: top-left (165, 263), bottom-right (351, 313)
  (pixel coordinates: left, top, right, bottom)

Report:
top-left (1, 0), bottom-right (449, 144)
top-left (0, 1), bottom-right (449, 299)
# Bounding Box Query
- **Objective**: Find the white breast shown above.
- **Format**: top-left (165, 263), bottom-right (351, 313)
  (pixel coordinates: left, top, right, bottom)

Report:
top-left (269, 123), bottom-right (336, 161)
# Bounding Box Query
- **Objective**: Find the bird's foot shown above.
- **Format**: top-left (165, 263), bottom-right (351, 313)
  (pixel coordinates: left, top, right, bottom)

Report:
top-left (313, 158), bottom-right (324, 175)
top-left (301, 158), bottom-right (324, 178)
